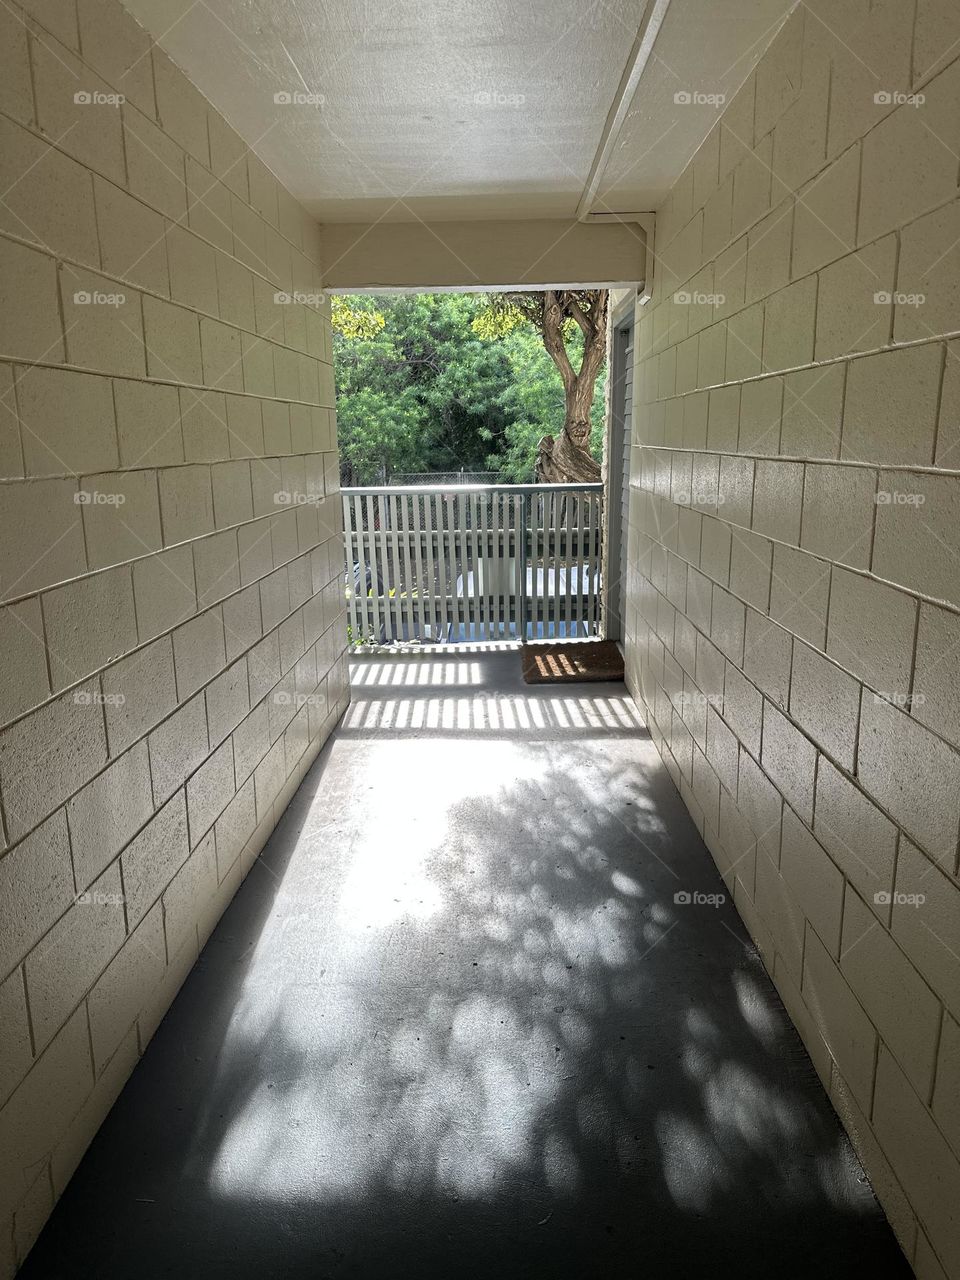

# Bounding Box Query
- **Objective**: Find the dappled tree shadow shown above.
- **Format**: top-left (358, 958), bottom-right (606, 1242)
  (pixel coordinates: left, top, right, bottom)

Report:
top-left (22, 662), bottom-right (908, 1279)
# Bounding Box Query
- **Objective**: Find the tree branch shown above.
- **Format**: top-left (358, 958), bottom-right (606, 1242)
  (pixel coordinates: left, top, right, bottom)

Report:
top-left (564, 295), bottom-right (594, 341)
top-left (540, 290), bottom-right (577, 393)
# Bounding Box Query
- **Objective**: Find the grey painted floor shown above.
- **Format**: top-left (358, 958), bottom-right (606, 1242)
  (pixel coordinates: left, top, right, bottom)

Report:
top-left (23, 651), bottom-right (909, 1278)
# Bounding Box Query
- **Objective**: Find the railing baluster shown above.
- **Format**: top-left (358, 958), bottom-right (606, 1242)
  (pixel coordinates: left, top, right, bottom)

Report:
top-left (537, 494), bottom-right (545, 645)
top-left (435, 493), bottom-right (449, 640)
top-left (398, 491), bottom-right (414, 640)
top-left (366, 494), bottom-right (381, 645)
top-left (472, 491), bottom-right (481, 640)
top-left (457, 491), bottom-right (469, 640)
top-left (478, 492), bottom-right (486, 639)
top-left (528, 492), bottom-right (536, 638)
top-left (575, 491), bottom-right (586, 638)
top-left (393, 493), bottom-right (406, 640)
top-left (471, 491), bottom-right (478, 645)
top-left (583, 491), bottom-right (593, 635)
top-left (454, 494), bottom-right (462, 636)
top-left (537, 492), bottom-right (544, 637)
top-left (446, 493), bottom-right (458, 639)
top-left (409, 491), bottom-right (422, 638)
top-left (549, 491), bottom-right (557, 636)
top-left (392, 491), bottom-right (403, 639)
top-left (497, 492), bottom-right (508, 640)
top-left (419, 491), bottom-right (435, 640)
top-left (553, 492), bottom-right (561, 637)
top-left (376, 493), bottom-right (391, 641)
top-left (587, 492), bottom-right (598, 634)
top-left (556, 491), bottom-right (564, 637)
top-left (473, 494), bottom-right (483, 645)
top-left (356, 492), bottom-right (369, 638)
top-left (463, 491), bottom-right (473, 640)
top-left (345, 493), bottom-right (358, 638)
top-left (597, 489), bottom-right (604, 634)
top-left (551, 490), bottom-right (560, 638)
top-left (516, 492), bottom-right (526, 641)
top-left (563, 494), bottom-right (573, 636)
top-left (391, 494), bottom-right (404, 645)
top-left (547, 491), bottom-right (556, 638)
top-left (374, 491), bottom-right (386, 641)
top-left (347, 496), bottom-right (354, 617)
top-left (529, 492), bottom-right (537, 638)
top-left (489, 492), bottom-right (497, 640)
top-left (561, 493), bottom-right (569, 636)
top-left (563, 491), bottom-right (570, 637)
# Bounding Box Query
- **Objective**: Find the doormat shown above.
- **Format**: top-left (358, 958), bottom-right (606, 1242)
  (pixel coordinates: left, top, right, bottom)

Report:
top-left (521, 640), bottom-right (625, 684)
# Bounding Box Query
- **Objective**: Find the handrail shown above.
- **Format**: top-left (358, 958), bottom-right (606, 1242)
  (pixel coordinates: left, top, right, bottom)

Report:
top-left (341, 482), bottom-right (603, 496)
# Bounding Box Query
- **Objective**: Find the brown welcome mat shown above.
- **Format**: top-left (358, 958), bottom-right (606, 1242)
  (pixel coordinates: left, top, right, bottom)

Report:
top-left (521, 640), bottom-right (625, 684)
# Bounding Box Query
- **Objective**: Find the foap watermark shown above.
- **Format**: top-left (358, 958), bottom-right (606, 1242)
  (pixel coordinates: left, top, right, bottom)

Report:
top-left (73, 289), bottom-right (125, 307)
top-left (274, 290), bottom-right (324, 306)
top-left (871, 691), bottom-right (925, 709)
top-left (674, 489), bottom-right (726, 507)
top-left (274, 90), bottom-right (325, 107)
top-left (76, 889), bottom-right (125, 906)
top-left (674, 889), bottom-right (725, 907)
top-left (874, 90), bottom-right (924, 108)
top-left (874, 290), bottom-right (925, 307)
top-left (273, 490), bottom-right (321, 507)
top-left (874, 890), bottom-right (925, 907)
top-left (74, 89), bottom-right (124, 106)
top-left (673, 89), bottom-right (725, 108)
top-left (75, 489), bottom-right (126, 506)
top-left (674, 289), bottom-right (725, 307)
top-left (875, 489), bottom-right (925, 506)
top-left (273, 689), bottom-right (326, 709)
top-left (474, 89), bottom-right (526, 107)
top-left (73, 689), bottom-right (126, 707)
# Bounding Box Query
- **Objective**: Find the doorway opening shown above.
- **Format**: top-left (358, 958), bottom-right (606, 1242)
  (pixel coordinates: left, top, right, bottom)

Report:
top-left (332, 289), bottom-right (623, 645)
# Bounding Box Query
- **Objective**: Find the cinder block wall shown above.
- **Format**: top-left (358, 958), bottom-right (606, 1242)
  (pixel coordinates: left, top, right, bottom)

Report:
top-left (0, 0), bottom-right (348, 1269)
top-left (623, 2), bottom-right (960, 1273)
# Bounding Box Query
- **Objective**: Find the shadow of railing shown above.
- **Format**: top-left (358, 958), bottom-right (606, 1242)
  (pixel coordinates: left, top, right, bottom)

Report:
top-left (340, 650), bottom-right (648, 740)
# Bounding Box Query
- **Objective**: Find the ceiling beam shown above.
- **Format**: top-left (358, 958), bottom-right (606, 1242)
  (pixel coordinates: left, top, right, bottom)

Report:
top-left (320, 218), bottom-right (648, 291)
top-left (576, 0), bottom-right (673, 221)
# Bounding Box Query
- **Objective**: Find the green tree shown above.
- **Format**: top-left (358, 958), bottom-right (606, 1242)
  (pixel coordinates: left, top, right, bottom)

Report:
top-left (334, 294), bottom-right (510, 482)
top-left (332, 292), bottom-right (607, 484)
top-left (333, 296), bottom-right (427, 483)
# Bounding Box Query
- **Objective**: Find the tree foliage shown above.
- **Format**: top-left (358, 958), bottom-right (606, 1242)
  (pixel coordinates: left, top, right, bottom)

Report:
top-left (330, 295), bottom-right (385, 339)
top-left (333, 293), bottom-right (606, 484)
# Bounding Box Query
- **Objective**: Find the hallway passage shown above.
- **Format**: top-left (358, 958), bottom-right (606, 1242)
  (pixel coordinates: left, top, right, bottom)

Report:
top-left (22, 652), bottom-right (908, 1279)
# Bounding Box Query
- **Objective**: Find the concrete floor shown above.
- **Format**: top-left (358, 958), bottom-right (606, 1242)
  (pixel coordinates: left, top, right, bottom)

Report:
top-left (22, 651), bottom-right (909, 1279)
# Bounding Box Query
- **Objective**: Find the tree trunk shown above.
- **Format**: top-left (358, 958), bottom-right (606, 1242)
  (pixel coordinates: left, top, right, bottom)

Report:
top-left (535, 380), bottom-right (602, 483)
top-left (534, 290), bottom-right (607, 484)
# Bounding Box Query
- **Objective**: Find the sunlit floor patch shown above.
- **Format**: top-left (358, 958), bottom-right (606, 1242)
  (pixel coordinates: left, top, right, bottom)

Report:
top-left (20, 650), bottom-right (911, 1280)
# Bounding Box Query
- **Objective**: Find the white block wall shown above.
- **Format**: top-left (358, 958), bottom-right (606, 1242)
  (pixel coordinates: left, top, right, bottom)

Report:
top-left (623, 2), bottom-right (960, 1275)
top-left (0, 0), bottom-right (348, 1270)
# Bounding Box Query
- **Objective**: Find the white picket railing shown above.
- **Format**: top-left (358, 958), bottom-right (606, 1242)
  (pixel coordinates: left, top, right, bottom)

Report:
top-left (342, 483), bottom-right (604, 644)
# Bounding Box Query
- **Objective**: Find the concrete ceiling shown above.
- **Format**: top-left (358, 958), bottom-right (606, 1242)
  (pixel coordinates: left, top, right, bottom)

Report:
top-left (123, 0), bottom-right (796, 224)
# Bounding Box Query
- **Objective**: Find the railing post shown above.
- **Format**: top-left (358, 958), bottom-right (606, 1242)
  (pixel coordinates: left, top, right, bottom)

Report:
top-left (519, 490), bottom-right (528, 642)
